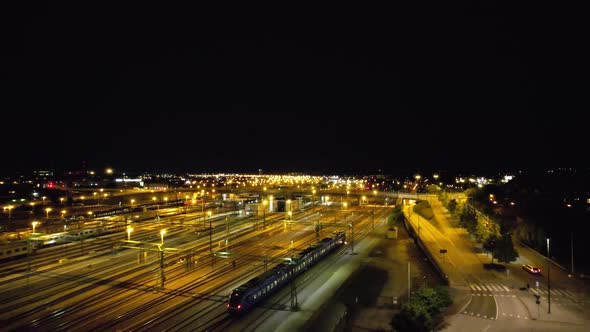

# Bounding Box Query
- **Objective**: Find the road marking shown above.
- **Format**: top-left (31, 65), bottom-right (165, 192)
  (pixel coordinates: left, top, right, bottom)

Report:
top-left (501, 285), bottom-right (510, 291)
top-left (482, 324), bottom-right (491, 332)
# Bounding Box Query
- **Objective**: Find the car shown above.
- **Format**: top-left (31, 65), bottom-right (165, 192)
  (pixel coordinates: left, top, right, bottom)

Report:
top-left (522, 264), bottom-right (541, 274)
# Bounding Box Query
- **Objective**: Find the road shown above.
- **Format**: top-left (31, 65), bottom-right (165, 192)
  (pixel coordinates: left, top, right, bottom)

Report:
top-left (404, 196), bottom-right (590, 331)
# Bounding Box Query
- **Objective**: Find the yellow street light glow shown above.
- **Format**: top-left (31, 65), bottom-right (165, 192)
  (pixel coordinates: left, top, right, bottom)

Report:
top-left (127, 226), bottom-right (133, 240)
top-left (32, 221), bottom-right (39, 233)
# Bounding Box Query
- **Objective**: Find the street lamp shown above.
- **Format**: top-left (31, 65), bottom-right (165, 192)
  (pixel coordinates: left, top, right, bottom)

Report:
top-left (201, 190), bottom-right (205, 226)
top-left (160, 229), bottom-right (166, 245)
top-left (45, 207), bottom-right (52, 220)
top-left (547, 238), bottom-right (551, 314)
top-left (348, 223), bottom-right (354, 254)
top-left (208, 211), bottom-right (213, 252)
top-left (152, 196), bottom-right (158, 216)
top-left (262, 200), bottom-right (268, 229)
top-left (130, 199), bottom-right (135, 207)
top-left (32, 221), bottom-right (39, 234)
top-left (343, 202), bottom-right (348, 210)
top-left (30, 202), bottom-right (36, 215)
top-left (61, 210), bottom-right (67, 219)
top-left (127, 226), bottom-right (133, 241)
top-left (6, 205), bottom-right (14, 220)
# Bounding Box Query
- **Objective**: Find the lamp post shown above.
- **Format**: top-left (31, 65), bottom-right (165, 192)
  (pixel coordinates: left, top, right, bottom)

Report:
top-left (6, 205), bottom-right (14, 220)
top-left (348, 223), bottom-right (354, 254)
top-left (32, 221), bottom-right (39, 234)
top-left (547, 238), bottom-right (551, 314)
top-left (45, 207), bottom-right (52, 220)
top-left (152, 196), bottom-right (158, 216)
top-left (208, 211), bottom-right (213, 252)
top-left (262, 200), bottom-right (268, 229)
top-left (160, 229), bottom-right (166, 245)
top-left (312, 189), bottom-right (316, 209)
top-left (130, 199), bottom-right (135, 207)
top-left (201, 190), bottom-right (205, 227)
top-left (30, 202), bottom-right (36, 215)
top-left (127, 226), bottom-right (133, 241)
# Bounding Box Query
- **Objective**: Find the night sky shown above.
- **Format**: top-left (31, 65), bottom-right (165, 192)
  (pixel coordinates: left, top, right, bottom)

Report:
top-left (5, 2), bottom-right (585, 176)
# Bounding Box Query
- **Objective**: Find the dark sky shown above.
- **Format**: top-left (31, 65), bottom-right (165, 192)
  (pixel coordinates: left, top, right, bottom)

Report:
top-left (4, 2), bottom-right (585, 176)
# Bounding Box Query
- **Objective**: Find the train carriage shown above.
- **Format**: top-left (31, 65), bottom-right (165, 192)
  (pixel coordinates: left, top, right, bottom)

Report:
top-left (228, 231), bottom-right (345, 313)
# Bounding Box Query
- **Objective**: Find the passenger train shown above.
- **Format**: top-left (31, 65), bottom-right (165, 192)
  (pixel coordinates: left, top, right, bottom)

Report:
top-left (227, 231), bottom-right (346, 313)
top-left (0, 222), bottom-right (128, 261)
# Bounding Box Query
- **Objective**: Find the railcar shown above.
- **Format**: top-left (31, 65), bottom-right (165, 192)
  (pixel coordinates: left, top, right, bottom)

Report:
top-left (227, 231), bottom-right (345, 313)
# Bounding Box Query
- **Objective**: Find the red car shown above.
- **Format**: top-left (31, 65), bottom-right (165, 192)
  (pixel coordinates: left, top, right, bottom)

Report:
top-left (522, 264), bottom-right (541, 274)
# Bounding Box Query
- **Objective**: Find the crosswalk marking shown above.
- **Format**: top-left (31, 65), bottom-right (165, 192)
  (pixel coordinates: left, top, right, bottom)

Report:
top-left (468, 283), bottom-right (576, 301)
top-left (470, 282), bottom-right (511, 292)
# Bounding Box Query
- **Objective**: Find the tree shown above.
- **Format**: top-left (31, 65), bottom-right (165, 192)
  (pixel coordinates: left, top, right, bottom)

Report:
top-left (391, 302), bottom-right (432, 332)
top-left (459, 206), bottom-right (477, 234)
top-left (495, 233), bottom-right (519, 263)
top-left (483, 235), bottom-right (499, 264)
top-left (414, 286), bottom-right (452, 316)
top-left (391, 286), bottom-right (452, 332)
top-left (388, 206), bottom-right (404, 228)
top-left (447, 199), bottom-right (457, 214)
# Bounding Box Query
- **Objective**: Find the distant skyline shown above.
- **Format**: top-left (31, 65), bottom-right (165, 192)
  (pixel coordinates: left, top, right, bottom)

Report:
top-left (7, 3), bottom-right (584, 176)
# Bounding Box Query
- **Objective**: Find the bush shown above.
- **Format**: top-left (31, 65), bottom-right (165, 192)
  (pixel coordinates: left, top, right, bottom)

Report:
top-left (387, 206), bottom-right (404, 228)
top-left (413, 200), bottom-right (434, 220)
top-left (391, 286), bottom-right (452, 332)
